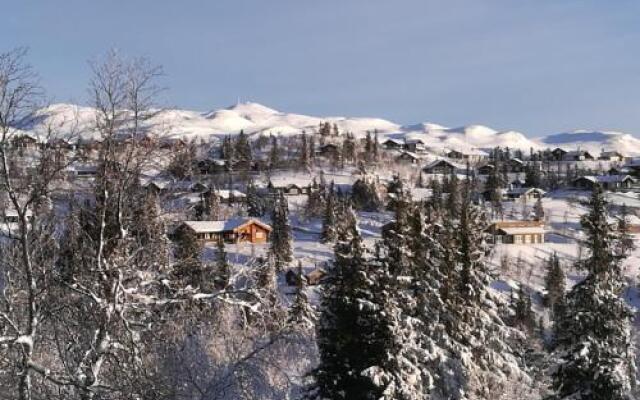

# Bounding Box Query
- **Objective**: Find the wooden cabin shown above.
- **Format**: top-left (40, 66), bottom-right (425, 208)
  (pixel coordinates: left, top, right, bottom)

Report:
top-left (447, 149), bottom-right (488, 163)
top-left (396, 151), bottom-right (420, 164)
top-left (318, 143), bottom-right (339, 158)
top-left (572, 175), bottom-right (635, 191)
top-left (403, 139), bottom-right (425, 153)
top-left (382, 138), bottom-right (404, 150)
top-left (563, 150), bottom-right (595, 161)
top-left (11, 134), bottom-right (39, 150)
top-left (599, 151), bottom-right (625, 162)
top-left (478, 164), bottom-right (495, 175)
top-left (177, 218), bottom-right (272, 244)
top-left (551, 148), bottom-right (567, 161)
top-left (506, 158), bottom-right (525, 173)
top-left (488, 221), bottom-right (545, 244)
top-left (422, 159), bottom-right (460, 175)
top-left (505, 187), bottom-right (546, 201)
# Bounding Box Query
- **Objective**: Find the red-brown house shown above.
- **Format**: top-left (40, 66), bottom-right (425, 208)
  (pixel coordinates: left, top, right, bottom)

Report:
top-left (178, 218), bottom-right (272, 244)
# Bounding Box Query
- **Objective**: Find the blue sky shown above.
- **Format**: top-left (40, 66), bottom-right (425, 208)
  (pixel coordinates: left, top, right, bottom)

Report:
top-left (4, 0), bottom-right (640, 136)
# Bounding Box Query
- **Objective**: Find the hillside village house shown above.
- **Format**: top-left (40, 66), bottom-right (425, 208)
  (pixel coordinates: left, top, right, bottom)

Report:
top-left (506, 158), bottom-right (525, 173)
top-left (396, 151), bottom-right (420, 164)
top-left (318, 143), bottom-right (339, 158)
top-left (551, 148), bottom-right (568, 161)
top-left (572, 175), bottom-right (635, 191)
top-left (488, 221), bottom-right (545, 244)
top-left (382, 138), bottom-right (404, 150)
top-left (422, 159), bottom-right (462, 175)
top-left (477, 164), bottom-right (495, 175)
top-left (177, 218), bottom-right (272, 244)
top-left (273, 183), bottom-right (310, 196)
top-left (505, 187), bottom-right (546, 202)
top-left (404, 139), bottom-right (425, 152)
top-left (11, 133), bottom-right (40, 150)
top-left (599, 151), bottom-right (625, 162)
top-left (563, 150), bottom-right (595, 161)
top-left (446, 149), bottom-right (489, 163)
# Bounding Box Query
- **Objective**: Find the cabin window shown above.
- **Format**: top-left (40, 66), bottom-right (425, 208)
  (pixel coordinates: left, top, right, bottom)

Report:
top-left (256, 231), bottom-right (264, 239)
top-left (514, 235), bottom-right (523, 244)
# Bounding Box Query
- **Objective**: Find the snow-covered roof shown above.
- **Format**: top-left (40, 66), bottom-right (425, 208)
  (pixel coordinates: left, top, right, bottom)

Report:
top-left (383, 138), bottom-right (404, 145)
top-left (423, 159), bottom-right (464, 170)
top-left (498, 226), bottom-right (546, 235)
top-left (507, 187), bottom-right (546, 196)
top-left (217, 189), bottom-right (246, 199)
top-left (576, 175), bottom-right (635, 184)
top-left (600, 151), bottom-right (624, 157)
top-left (182, 218), bottom-right (271, 233)
top-left (397, 151), bottom-right (419, 159)
top-left (565, 150), bottom-right (594, 157)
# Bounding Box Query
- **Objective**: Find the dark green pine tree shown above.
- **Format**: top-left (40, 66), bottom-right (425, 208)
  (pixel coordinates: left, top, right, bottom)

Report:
top-left (512, 285), bottom-right (536, 333)
top-left (245, 179), bottom-right (264, 217)
top-left (234, 129), bottom-right (252, 167)
top-left (544, 252), bottom-right (565, 315)
top-left (174, 225), bottom-right (206, 288)
top-left (309, 207), bottom-right (387, 400)
top-left (288, 261), bottom-right (316, 331)
top-left (320, 184), bottom-right (337, 243)
top-left (617, 203), bottom-right (635, 257)
top-left (524, 163), bottom-right (542, 188)
top-left (299, 131), bottom-right (311, 171)
top-left (269, 134), bottom-right (280, 170)
top-left (552, 185), bottom-right (637, 400)
top-left (214, 238), bottom-right (230, 289)
top-left (268, 192), bottom-right (293, 271)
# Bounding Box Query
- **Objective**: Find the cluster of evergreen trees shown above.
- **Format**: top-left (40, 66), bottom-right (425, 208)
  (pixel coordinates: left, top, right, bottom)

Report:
top-left (307, 182), bottom-right (638, 399)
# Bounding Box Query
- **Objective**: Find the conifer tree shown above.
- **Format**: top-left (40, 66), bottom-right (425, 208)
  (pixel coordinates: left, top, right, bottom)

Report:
top-left (174, 225), bottom-right (206, 287)
top-left (552, 185), bottom-right (637, 400)
top-left (269, 134), bottom-right (280, 169)
top-left (305, 179), bottom-right (325, 218)
top-left (512, 285), bottom-right (536, 333)
top-left (544, 252), bottom-right (565, 315)
top-left (288, 261), bottom-right (316, 331)
top-left (309, 207), bottom-right (387, 400)
top-left (320, 184), bottom-right (337, 243)
top-left (269, 192), bottom-right (293, 270)
top-left (214, 238), bottom-right (230, 289)
top-left (533, 196), bottom-right (545, 221)
top-left (372, 131), bottom-right (379, 162)
top-left (618, 203), bottom-right (635, 257)
top-left (235, 129), bottom-right (252, 167)
top-left (246, 179), bottom-right (264, 217)
top-left (299, 131), bottom-right (311, 171)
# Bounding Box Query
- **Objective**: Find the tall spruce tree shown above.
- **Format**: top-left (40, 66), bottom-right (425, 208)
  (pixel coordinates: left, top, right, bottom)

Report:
top-left (544, 252), bottom-right (565, 315)
top-left (214, 238), bottom-right (230, 289)
top-left (320, 183), bottom-right (337, 243)
top-left (288, 261), bottom-right (316, 331)
top-left (309, 207), bottom-right (388, 400)
top-left (246, 179), bottom-right (264, 217)
top-left (269, 192), bottom-right (293, 270)
top-left (552, 185), bottom-right (637, 400)
top-left (618, 203), bottom-right (635, 257)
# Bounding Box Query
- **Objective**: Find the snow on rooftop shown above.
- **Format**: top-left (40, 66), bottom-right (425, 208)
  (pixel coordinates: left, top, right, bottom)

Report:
top-left (182, 218), bottom-right (271, 233)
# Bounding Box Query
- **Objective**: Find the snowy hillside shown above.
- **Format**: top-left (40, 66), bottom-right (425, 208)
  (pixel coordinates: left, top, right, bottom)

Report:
top-left (539, 130), bottom-right (640, 155)
top-left (17, 102), bottom-right (640, 155)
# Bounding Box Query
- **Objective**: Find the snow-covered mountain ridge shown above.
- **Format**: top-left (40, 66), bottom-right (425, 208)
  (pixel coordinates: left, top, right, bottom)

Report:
top-left (18, 102), bottom-right (640, 156)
